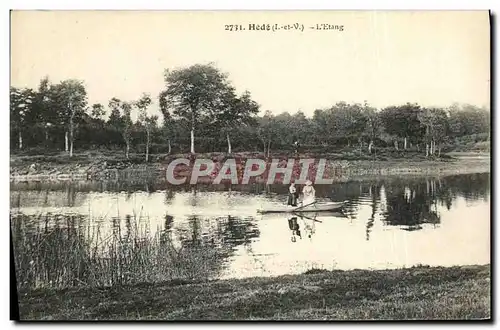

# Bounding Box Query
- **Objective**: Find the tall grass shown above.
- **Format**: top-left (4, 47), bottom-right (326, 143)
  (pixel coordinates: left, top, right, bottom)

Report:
top-left (11, 213), bottom-right (223, 290)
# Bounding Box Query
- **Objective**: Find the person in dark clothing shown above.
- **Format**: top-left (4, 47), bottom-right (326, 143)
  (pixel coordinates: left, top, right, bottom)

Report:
top-left (287, 183), bottom-right (299, 206)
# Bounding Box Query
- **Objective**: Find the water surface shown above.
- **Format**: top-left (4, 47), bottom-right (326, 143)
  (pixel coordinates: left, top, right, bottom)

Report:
top-left (10, 173), bottom-right (490, 289)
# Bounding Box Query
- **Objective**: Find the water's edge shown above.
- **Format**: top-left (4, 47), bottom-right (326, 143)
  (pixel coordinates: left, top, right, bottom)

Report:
top-left (10, 156), bottom-right (490, 183)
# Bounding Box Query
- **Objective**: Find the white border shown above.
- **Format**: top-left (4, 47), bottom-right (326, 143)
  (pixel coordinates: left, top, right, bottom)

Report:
top-left (2, 0), bottom-right (499, 10)
top-left (2, 1), bottom-right (498, 329)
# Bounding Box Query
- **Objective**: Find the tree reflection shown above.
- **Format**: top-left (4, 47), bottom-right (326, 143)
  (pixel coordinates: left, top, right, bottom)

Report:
top-left (441, 173), bottom-right (490, 203)
top-left (65, 184), bottom-right (76, 207)
top-left (219, 215), bottom-right (260, 247)
top-left (159, 215), bottom-right (174, 246)
top-left (330, 181), bottom-right (365, 221)
top-left (382, 182), bottom-right (441, 231)
top-left (366, 182), bottom-right (381, 241)
top-left (170, 213), bottom-right (261, 280)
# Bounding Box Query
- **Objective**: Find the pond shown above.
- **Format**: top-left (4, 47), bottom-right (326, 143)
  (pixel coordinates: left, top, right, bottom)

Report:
top-left (10, 172), bottom-right (490, 289)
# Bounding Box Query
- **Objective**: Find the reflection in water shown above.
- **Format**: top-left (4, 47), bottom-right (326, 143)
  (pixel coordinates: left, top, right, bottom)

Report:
top-left (10, 173), bottom-right (490, 289)
top-left (288, 217), bottom-right (301, 242)
top-left (366, 182), bottom-right (380, 241)
top-left (383, 183), bottom-right (441, 231)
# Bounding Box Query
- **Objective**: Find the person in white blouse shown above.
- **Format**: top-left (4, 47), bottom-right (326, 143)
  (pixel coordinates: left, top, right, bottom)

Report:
top-left (301, 180), bottom-right (316, 205)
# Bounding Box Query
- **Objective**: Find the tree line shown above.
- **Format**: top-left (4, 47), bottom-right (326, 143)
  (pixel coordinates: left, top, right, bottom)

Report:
top-left (10, 63), bottom-right (490, 159)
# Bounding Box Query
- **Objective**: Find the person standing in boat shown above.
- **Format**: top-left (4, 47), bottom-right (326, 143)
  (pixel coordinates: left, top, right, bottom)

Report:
top-left (302, 180), bottom-right (316, 205)
top-left (288, 182), bottom-right (299, 206)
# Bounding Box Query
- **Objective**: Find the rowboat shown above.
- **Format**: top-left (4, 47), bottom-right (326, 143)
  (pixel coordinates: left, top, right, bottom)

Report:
top-left (257, 201), bottom-right (346, 214)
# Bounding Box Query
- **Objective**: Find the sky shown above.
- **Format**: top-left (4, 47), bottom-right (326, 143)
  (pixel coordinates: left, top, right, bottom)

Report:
top-left (10, 10), bottom-right (490, 119)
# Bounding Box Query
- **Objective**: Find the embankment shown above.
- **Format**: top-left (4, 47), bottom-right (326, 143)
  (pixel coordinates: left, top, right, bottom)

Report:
top-left (9, 151), bottom-right (490, 183)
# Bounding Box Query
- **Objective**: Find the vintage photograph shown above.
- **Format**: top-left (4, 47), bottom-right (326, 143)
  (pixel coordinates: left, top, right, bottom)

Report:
top-left (10, 10), bottom-right (490, 320)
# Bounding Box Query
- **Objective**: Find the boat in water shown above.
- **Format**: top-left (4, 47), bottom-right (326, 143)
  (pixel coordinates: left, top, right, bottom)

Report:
top-left (257, 201), bottom-right (346, 214)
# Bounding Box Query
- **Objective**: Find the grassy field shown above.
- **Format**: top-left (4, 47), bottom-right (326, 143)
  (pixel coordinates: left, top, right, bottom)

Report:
top-left (16, 264), bottom-right (490, 321)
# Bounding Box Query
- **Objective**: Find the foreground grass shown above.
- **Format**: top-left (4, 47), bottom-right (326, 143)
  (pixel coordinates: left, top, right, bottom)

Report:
top-left (17, 264), bottom-right (490, 321)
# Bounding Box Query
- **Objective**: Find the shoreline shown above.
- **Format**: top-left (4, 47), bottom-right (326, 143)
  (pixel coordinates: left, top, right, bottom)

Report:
top-left (10, 152), bottom-right (490, 183)
top-left (17, 264), bottom-right (491, 320)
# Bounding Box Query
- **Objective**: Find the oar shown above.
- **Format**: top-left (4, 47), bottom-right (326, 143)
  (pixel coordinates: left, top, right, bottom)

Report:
top-left (293, 200), bottom-right (317, 212)
top-left (297, 213), bottom-right (323, 223)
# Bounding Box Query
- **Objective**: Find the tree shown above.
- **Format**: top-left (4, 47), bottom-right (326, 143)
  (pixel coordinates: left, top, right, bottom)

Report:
top-left (418, 107), bottom-right (449, 156)
top-left (317, 102), bottom-right (368, 148)
top-left (289, 110), bottom-right (311, 145)
top-left (362, 102), bottom-right (382, 154)
top-left (135, 93), bottom-right (158, 162)
top-left (50, 79), bottom-right (88, 157)
top-left (158, 90), bottom-right (174, 154)
top-left (36, 77), bottom-right (56, 145)
top-left (461, 104), bottom-right (490, 136)
top-left (380, 103), bottom-right (424, 150)
top-left (82, 103), bottom-right (106, 147)
top-left (216, 90), bottom-right (259, 154)
top-left (312, 108), bottom-right (335, 145)
top-left (90, 103), bottom-right (105, 121)
top-left (340, 102), bottom-right (367, 148)
top-left (108, 97), bottom-right (134, 159)
top-left (159, 63), bottom-right (236, 154)
top-left (107, 99), bottom-right (122, 126)
top-left (448, 103), bottom-right (490, 138)
top-left (257, 110), bottom-right (278, 157)
top-left (328, 103), bottom-right (353, 144)
top-left (10, 87), bottom-right (35, 150)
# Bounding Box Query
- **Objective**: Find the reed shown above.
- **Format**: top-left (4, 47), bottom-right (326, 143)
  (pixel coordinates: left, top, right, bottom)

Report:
top-left (11, 213), bottom-right (222, 290)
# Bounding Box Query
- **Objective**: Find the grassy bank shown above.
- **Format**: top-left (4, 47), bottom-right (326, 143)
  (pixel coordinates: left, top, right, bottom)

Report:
top-left (9, 150), bottom-right (490, 182)
top-left (16, 264), bottom-right (490, 320)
